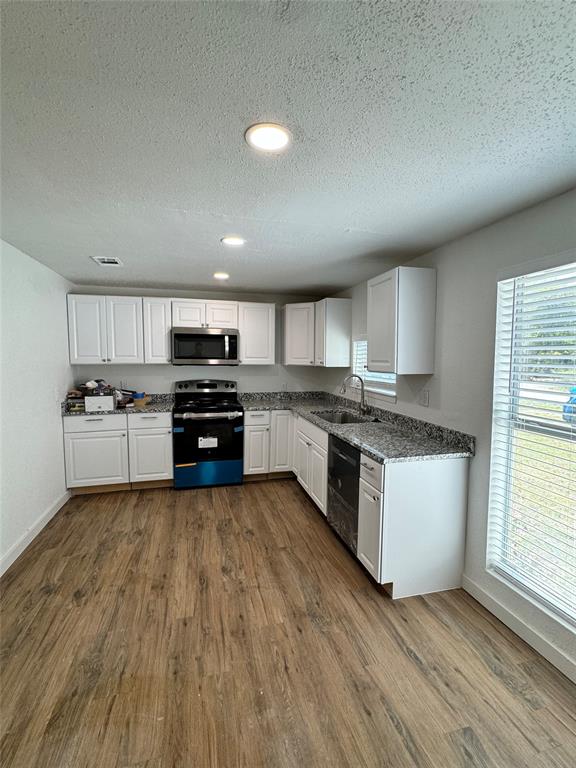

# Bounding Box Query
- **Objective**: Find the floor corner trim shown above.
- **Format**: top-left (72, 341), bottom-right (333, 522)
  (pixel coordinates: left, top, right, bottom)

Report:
top-left (0, 490), bottom-right (71, 576)
top-left (462, 574), bottom-right (576, 684)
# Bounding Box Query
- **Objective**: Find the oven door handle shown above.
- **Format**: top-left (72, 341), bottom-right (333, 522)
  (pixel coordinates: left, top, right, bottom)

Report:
top-left (173, 411), bottom-right (243, 420)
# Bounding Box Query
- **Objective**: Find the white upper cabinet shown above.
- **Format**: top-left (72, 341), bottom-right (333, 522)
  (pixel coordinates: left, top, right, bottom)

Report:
top-left (284, 302), bottom-right (315, 365)
top-left (367, 266), bottom-right (436, 374)
top-left (172, 300), bottom-right (206, 328)
top-left (143, 298), bottom-right (172, 364)
top-left (314, 298), bottom-right (352, 367)
top-left (238, 302), bottom-right (275, 365)
top-left (205, 301), bottom-right (238, 329)
top-left (67, 295), bottom-right (107, 364)
top-left (106, 296), bottom-right (144, 363)
top-left (171, 300), bottom-right (238, 328)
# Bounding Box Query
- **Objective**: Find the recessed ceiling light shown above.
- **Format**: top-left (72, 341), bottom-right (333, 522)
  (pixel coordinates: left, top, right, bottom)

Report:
top-left (220, 235), bottom-right (246, 247)
top-left (213, 272), bottom-right (230, 280)
top-left (245, 122), bottom-right (291, 152)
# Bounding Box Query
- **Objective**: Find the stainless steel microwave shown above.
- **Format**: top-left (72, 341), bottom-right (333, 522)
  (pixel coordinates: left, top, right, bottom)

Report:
top-left (171, 327), bottom-right (239, 365)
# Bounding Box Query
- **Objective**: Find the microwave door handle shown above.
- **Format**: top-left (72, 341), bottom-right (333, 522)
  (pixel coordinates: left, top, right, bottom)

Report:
top-left (224, 335), bottom-right (229, 360)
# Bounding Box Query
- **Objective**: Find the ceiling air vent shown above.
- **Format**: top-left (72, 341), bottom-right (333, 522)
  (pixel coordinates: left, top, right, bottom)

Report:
top-left (91, 256), bottom-right (124, 267)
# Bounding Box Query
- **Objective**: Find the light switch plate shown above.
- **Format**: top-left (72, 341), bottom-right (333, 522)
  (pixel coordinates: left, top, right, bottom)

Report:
top-left (419, 389), bottom-right (430, 407)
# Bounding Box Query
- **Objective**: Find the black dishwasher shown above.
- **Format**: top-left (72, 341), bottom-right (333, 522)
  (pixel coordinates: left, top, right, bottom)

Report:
top-left (327, 436), bottom-right (360, 553)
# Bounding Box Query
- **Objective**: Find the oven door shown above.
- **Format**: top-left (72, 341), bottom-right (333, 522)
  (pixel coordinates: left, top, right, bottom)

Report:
top-left (172, 411), bottom-right (244, 488)
top-left (171, 327), bottom-right (239, 365)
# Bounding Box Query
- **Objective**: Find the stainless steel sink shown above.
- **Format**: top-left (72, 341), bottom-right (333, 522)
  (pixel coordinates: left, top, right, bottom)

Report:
top-left (313, 410), bottom-right (369, 424)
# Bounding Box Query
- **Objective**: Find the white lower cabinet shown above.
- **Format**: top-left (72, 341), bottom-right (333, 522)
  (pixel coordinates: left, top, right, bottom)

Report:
top-left (64, 412), bottom-right (173, 488)
top-left (129, 428), bottom-right (173, 482)
top-left (357, 478), bottom-right (383, 580)
top-left (269, 410), bottom-right (292, 472)
top-left (294, 417), bottom-right (328, 514)
top-left (243, 410), bottom-right (294, 475)
top-left (308, 441), bottom-right (327, 514)
top-left (64, 430), bottom-right (129, 487)
top-left (356, 452), bottom-right (468, 598)
top-left (244, 425), bottom-right (270, 475)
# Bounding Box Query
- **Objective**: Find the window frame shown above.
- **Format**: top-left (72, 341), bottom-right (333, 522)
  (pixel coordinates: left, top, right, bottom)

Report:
top-left (486, 259), bottom-right (576, 627)
top-left (351, 338), bottom-right (397, 401)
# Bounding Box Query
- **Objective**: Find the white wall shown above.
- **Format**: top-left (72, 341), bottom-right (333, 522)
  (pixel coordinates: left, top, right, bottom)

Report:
top-left (335, 189), bottom-right (576, 678)
top-left (0, 240), bottom-right (73, 573)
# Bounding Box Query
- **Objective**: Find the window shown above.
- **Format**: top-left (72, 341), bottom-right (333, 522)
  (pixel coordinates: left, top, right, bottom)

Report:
top-left (487, 262), bottom-right (576, 624)
top-left (352, 339), bottom-right (396, 396)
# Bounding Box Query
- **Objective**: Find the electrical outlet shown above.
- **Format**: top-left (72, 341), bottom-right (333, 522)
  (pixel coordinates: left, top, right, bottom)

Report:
top-left (419, 389), bottom-right (430, 407)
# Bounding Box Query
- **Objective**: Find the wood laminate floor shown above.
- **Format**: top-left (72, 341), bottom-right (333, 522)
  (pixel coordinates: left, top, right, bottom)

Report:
top-left (1, 481), bottom-right (575, 768)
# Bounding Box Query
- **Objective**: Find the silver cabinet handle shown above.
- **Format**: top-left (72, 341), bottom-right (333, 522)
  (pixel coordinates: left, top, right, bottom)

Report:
top-left (361, 462), bottom-right (374, 471)
top-left (373, 495), bottom-right (378, 502)
top-left (309, 360), bottom-right (314, 364)
top-left (139, 415), bottom-right (158, 419)
top-left (85, 418), bottom-right (104, 421)
top-left (101, 358), bottom-right (106, 362)
top-left (121, 433), bottom-right (126, 437)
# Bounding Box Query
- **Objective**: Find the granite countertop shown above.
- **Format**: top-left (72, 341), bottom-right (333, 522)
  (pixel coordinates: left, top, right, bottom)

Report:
top-left (62, 395), bottom-right (173, 417)
top-left (239, 394), bottom-right (474, 465)
top-left (62, 391), bottom-right (474, 465)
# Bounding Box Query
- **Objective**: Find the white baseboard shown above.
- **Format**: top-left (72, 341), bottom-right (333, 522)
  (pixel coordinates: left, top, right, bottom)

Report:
top-left (462, 575), bottom-right (576, 684)
top-left (0, 491), bottom-right (71, 576)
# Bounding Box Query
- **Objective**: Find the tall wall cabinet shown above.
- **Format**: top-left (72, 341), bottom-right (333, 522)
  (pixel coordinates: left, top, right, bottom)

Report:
top-left (367, 266), bottom-right (436, 374)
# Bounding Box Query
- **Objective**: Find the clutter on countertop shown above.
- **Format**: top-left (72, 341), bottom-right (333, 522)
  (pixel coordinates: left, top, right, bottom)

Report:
top-left (65, 380), bottom-right (150, 414)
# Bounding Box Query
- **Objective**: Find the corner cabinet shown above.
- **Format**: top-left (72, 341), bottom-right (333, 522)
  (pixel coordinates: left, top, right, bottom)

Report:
top-left (314, 298), bottom-right (352, 367)
top-left (284, 303), bottom-right (315, 365)
top-left (367, 266), bottom-right (436, 374)
top-left (238, 302), bottom-right (275, 365)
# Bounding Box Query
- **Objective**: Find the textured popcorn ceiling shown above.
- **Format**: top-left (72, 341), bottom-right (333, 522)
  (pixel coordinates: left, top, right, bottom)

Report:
top-left (1, 1), bottom-right (575, 293)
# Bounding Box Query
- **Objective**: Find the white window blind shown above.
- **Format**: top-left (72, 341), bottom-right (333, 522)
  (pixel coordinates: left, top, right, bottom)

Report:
top-left (487, 261), bottom-right (576, 624)
top-left (352, 340), bottom-right (396, 396)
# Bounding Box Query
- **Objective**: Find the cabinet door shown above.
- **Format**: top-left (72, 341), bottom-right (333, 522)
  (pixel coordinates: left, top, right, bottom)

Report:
top-left (205, 301), bottom-right (238, 329)
top-left (238, 303), bottom-right (275, 365)
top-left (367, 269), bottom-right (398, 373)
top-left (269, 410), bottom-right (292, 472)
top-left (143, 298), bottom-right (172, 363)
top-left (67, 294), bottom-right (107, 364)
top-left (106, 296), bottom-right (144, 363)
top-left (314, 299), bottom-right (326, 366)
top-left (295, 431), bottom-right (310, 490)
top-left (309, 442), bottom-right (327, 515)
top-left (357, 478), bottom-right (382, 579)
top-left (129, 428), bottom-right (173, 481)
top-left (243, 425), bottom-right (270, 474)
top-left (172, 300), bottom-right (205, 327)
top-left (64, 431), bottom-right (129, 487)
top-left (284, 303), bottom-right (315, 365)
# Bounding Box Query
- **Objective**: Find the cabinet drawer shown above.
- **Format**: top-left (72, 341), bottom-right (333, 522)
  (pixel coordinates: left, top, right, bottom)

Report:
top-left (360, 454), bottom-right (384, 491)
top-left (297, 416), bottom-right (328, 452)
top-left (128, 411), bottom-right (172, 429)
top-left (63, 413), bottom-right (128, 433)
top-left (244, 410), bottom-right (271, 426)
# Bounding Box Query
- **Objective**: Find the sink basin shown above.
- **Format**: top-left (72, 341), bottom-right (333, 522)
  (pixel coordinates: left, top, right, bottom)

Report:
top-left (313, 410), bottom-right (369, 424)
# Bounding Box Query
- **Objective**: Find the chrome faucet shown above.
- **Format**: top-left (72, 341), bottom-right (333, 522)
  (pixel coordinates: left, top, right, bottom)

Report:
top-left (339, 374), bottom-right (368, 415)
